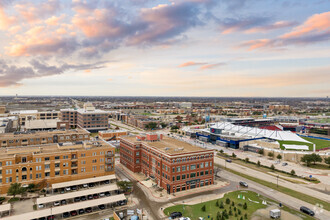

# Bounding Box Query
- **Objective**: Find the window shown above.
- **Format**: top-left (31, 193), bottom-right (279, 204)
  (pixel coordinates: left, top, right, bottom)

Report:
top-left (205, 162), bottom-right (209, 167)
top-left (55, 171), bottom-right (60, 176)
top-left (176, 175), bottom-right (180, 180)
top-left (100, 158), bottom-right (104, 162)
top-left (81, 161), bottom-right (86, 164)
top-left (55, 163), bottom-right (60, 168)
top-left (81, 168), bottom-right (86, 172)
top-left (45, 172), bottom-right (50, 177)
top-left (172, 176), bottom-right (175, 182)
top-left (200, 163), bottom-right (204, 168)
top-left (136, 152), bottom-right (140, 156)
top-left (63, 155), bottom-right (68, 159)
top-left (63, 163), bottom-right (68, 167)
top-left (92, 159), bottom-right (97, 163)
top-left (182, 174), bottom-right (186, 180)
top-left (92, 166), bottom-right (97, 171)
top-left (136, 159), bottom-right (140, 164)
top-left (172, 168), bottom-right (175, 173)
top-left (36, 158), bottom-right (41, 162)
top-left (36, 173), bottom-right (41, 179)
top-left (81, 153), bottom-right (86, 157)
top-left (190, 165), bottom-right (196, 170)
top-left (45, 157), bottom-right (50, 161)
top-left (100, 165), bottom-right (104, 170)
top-left (63, 169), bottom-right (68, 175)
top-left (182, 165), bottom-right (186, 171)
top-left (44, 165), bottom-right (50, 169)
top-left (6, 169), bottom-right (12, 174)
top-left (205, 170), bottom-right (209, 175)
top-left (55, 156), bottom-right (60, 160)
top-left (21, 157), bottom-right (27, 163)
top-left (93, 152), bottom-right (97, 156)
top-left (176, 167), bottom-right (180, 172)
top-left (190, 173), bottom-right (196, 178)
top-left (6, 161), bottom-right (12, 166)
top-left (200, 171), bottom-right (204, 176)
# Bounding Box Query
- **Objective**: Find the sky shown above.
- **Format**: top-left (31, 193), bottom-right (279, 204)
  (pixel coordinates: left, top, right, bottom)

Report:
top-left (0, 0), bottom-right (329, 97)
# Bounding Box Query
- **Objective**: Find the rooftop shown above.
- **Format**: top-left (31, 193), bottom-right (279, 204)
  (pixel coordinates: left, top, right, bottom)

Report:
top-left (122, 136), bottom-right (212, 155)
top-left (0, 128), bottom-right (89, 140)
top-left (99, 129), bottom-right (127, 134)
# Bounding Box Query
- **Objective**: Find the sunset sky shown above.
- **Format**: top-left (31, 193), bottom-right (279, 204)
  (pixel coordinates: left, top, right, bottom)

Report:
top-left (0, 0), bottom-right (329, 97)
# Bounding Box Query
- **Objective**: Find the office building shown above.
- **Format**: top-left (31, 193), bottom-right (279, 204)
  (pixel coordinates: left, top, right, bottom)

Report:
top-left (120, 134), bottom-right (214, 194)
top-left (98, 129), bottom-right (128, 141)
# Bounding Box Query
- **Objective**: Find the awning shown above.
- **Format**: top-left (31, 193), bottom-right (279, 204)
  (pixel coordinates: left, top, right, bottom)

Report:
top-left (51, 174), bottom-right (116, 189)
top-left (283, 144), bottom-right (309, 150)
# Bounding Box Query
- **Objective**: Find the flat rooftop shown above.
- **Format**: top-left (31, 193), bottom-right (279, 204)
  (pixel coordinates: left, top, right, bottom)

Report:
top-left (99, 129), bottom-right (127, 134)
top-left (0, 140), bottom-right (113, 159)
top-left (0, 128), bottom-right (89, 139)
top-left (122, 136), bottom-right (212, 155)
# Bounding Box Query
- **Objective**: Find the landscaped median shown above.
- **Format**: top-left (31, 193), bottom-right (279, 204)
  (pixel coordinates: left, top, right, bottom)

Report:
top-left (225, 167), bottom-right (330, 211)
top-left (163, 190), bottom-right (313, 220)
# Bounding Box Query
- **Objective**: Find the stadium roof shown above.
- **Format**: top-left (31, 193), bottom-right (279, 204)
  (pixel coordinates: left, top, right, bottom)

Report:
top-left (209, 122), bottom-right (311, 144)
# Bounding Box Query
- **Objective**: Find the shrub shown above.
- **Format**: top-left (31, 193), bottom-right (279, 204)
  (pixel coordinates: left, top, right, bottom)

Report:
top-left (234, 207), bottom-right (236, 212)
top-left (240, 217), bottom-right (243, 220)
top-left (277, 154), bottom-right (282, 160)
top-left (268, 152), bottom-right (274, 158)
top-left (290, 169), bottom-right (295, 176)
top-left (229, 209), bottom-right (233, 216)
top-left (220, 149), bottom-right (224, 154)
top-left (201, 205), bottom-right (206, 212)
top-left (245, 157), bottom-right (249, 163)
top-left (226, 198), bottom-right (231, 204)
top-left (238, 209), bottom-right (241, 215)
top-left (270, 164), bottom-right (275, 170)
top-left (216, 200), bottom-right (219, 207)
top-left (257, 160), bottom-right (261, 166)
top-left (220, 201), bottom-right (224, 209)
top-left (243, 202), bottom-right (247, 210)
top-left (232, 153), bottom-right (236, 158)
top-left (258, 149), bottom-right (264, 156)
top-left (231, 201), bottom-right (235, 206)
top-left (244, 213), bottom-right (248, 219)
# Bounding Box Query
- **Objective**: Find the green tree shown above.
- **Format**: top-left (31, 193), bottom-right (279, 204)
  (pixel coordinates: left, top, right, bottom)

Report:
top-left (160, 122), bottom-right (167, 128)
top-left (301, 154), bottom-right (312, 166)
top-left (201, 205), bottom-right (206, 212)
top-left (7, 183), bottom-right (25, 198)
top-left (257, 160), bottom-right (261, 167)
top-left (220, 149), bottom-right (224, 154)
top-left (231, 201), bottom-right (235, 206)
top-left (243, 202), bottom-right (247, 210)
top-left (232, 152), bottom-right (236, 158)
top-left (245, 157), bottom-right (249, 163)
top-left (268, 152), bottom-right (274, 158)
top-left (290, 169), bottom-right (296, 176)
top-left (270, 164), bottom-right (275, 170)
top-left (216, 200), bottom-right (219, 207)
top-left (244, 213), bottom-right (248, 219)
top-left (310, 153), bottom-right (322, 165)
top-left (238, 209), bottom-right (241, 215)
top-left (240, 217), bottom-right (243, 220)
top-left (229, 209), bottom-right (233, 216)
top-left (222, 209), bottom-right (228, 218)
top-left (324, 157), bottom-right (330, 167)
top-left (226, 198), bottom-right (231, 204)
top-left (276, 154), bottom-right (282, 160)
top-left (145, 122), bottom-right (158, 130)
top-left (217, 211), bottom-right (221, 220)
top-left (116, 181), bottom-right (133, 193)
top-left (220, 201), bottom-right (224, 209)
top-left (258, 149), bottom-right (264, 156)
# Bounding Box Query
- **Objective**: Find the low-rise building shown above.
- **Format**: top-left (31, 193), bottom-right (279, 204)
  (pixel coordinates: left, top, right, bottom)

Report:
top-left (0, 128), bottom-right (90, 148)
top-left (120, 134), bottom-right (214, 194)
top-left (0, 140), bottom-right (115, 194)
top-left (98, 129), bottom-right (128, 141)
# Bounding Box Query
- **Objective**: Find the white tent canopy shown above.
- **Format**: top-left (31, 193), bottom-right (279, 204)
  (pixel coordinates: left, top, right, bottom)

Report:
top-left (283, 144), bottom-right (309, 150)
top-left (209, 122), bottom-right (311, 144)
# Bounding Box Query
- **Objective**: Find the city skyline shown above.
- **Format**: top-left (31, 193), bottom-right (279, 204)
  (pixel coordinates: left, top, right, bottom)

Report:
top-left (0, 0), bottom-right (329, 97)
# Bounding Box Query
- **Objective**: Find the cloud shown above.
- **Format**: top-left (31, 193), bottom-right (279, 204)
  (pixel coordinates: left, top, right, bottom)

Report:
top-left (0, 7), bottom-right (16, 30)
top-left (219, 16), bottom-right (295, 34)
top-left (0, 59), bottom-right (108, 87)
top-left (178, 61), bottom-right (207, 67)
top-left (200, 63), bottom-right (226, 70)
top-left (240, 11), bottom-right (330, 50)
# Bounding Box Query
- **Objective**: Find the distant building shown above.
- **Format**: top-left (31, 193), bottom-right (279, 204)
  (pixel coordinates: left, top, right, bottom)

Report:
top-left (0, 140), bottom-right (115, 194)
top-left (0, 105), bottom-right (6, 114)
top-left (98, 129), bottom-right (128, 141)
top-left (9, 110), bottom-right (60, 126)
top-left (0, 128), bottom-right (90, 148)
top-left (0, 116), bottom-right (18, 134)
top-left (120, 134), bottom-right (214, 194)
top-left (61, 103), bottom-right (109, 131)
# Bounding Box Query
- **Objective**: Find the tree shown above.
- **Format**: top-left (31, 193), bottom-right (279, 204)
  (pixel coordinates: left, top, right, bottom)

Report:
top-left (226, 198), bottom-right (231, 204)
top-left (270, 164), bottom-right (275, 170)
top-left (310, 153), bottom-right (322, 165)
top-left (216, 200), bottom-right (219, 207)
top-left (217, 211), bottom-right (221, 220)
top-left (231, 201), bottom-right (235, 206)
top-left (7, 183), bottom-right (25, 198)
top-left (116, 181), bottom-right (133, 193)
top-left (258, 149), bottom-right (264, 156)
top-left (243, 202), bottom-right (247, 210)
top-left (301, 154), bottom-right (312, 166)
top-left (232, 153), bottom-right (236, 158)
top-left (160, 122), bottom-right (167, 128)
top-left (276, 154), bottom-right (282, 160)
top-left (268, 152), bottom-right (274, 158)
top-left (245, 157), bottom-right (249, 163)
top-left (257, 160), bottom-right (261, 167)
top-left (219, 201), bottom-right (224, 209)
top-left (244, 213), bottom-right (248, 219)
top-left (229, 209), bottom-right (233, 216)
top-left (324, 157), bottom-right (330, 167)
top-left (290, 169), bottom-right (296, 176)
top-left (170, 125), bottom-right (179, 130)
top-left (201, 205), bottom-right (206, 212)
top-left (145, 122), bottom-right (158, 130)
top-left (238, 209), bottom-right (241, 215)
top-left (220, 149), bottom-right (224, 154)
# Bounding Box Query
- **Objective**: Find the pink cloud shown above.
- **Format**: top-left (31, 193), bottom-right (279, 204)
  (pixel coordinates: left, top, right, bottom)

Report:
top-left (0, 8), bottom-right (16, 30)
top-left (178, 61), bottom-right (207, 67)
top-left (200, 63), bottom-right (225, 70)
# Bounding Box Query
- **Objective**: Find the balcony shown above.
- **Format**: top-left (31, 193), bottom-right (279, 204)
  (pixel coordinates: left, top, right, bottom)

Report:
top-left (105, 168), bottom-right (114, 172)
top-left (105, 153), bottom-right (113, 157)
top-left (71, 164), bottom-right (78, 168)
top-left (105, 160), bottom-right (113, 164)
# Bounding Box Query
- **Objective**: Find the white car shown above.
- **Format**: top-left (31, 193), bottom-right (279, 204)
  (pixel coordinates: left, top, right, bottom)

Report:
top-left (38, 204), bottom-right (45, 209)
top-left (82, 184), bottom-right (88, 188)
top-left (53, 201), bottom-right (60, 206)
top-left (65, 187), bottom-right (71, 192)
top-left (179, 218), bottom-right (191, 220)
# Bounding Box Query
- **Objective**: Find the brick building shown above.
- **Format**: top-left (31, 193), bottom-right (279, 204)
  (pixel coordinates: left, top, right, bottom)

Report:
top-left (0, 128), bottom-right (90, 148)
top-left (61, 103), bottom-right (109, 131)
top-left (98, 129), bottom-right (128, 141)
top-left (120, 134), bottom-right (214, 194)
top-left (0, 140), bottom-right (115, 194)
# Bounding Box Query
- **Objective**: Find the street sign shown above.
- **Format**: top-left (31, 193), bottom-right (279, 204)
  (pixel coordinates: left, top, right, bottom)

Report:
top-left (309, 175), bottom-right (312, 178)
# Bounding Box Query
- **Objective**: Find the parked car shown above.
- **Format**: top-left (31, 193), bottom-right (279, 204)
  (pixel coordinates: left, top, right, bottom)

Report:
top-left (282, 162), bottom-right (288, 166)
top-left (74, 197), bottom-right (80, 202)
top-left (87, 195), bottom-right (93, 200)
top-left (88, 183), bottom-right (95, 187)
top-left (71, 185), bottom-right (77, 190)
top-left (225, 159), bottom-right (232, 163)
top-left (38, 204), bottom-right (45, 209)
top-left (53, 201), bottom-right (60, 206)
top-left (61, 200), bottom-right (67, 205)
top-left (46, 215), bottom-right (54, 220)
top-left (85, 207), bottom-right (93, 213)
top-left (65, 187), bottom-right (71, 192)
top-left (82, 184), bottom-right (88, 188)
top-left (93, 194), bottom-right (99, 199)
top-left (38, 217), bottom-right (46, 220)
top-left (99, 193), bottom-right (105, 197)
top-left (98, 204), bottom-right (105, 210)
top-left (80, 196), bottom-right (87, 201)
top-left (79, 209), bottom-right (85, 215)
top-left (300, 206), bottom-right (315, 216)
top-left (62, 212), bottom-right (70, 218)
top-left (239, 181), bottom-right (248, 187)
top-left (70, 210), bottom-right (78, 216)
top-left (170, 212), bottom-right (182, 219)
top-left (105, 191), bottom-right (111, 197)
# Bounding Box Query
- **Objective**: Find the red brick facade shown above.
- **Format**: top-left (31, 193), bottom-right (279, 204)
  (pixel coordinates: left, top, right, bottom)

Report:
top-left (120, 136), bottom-right (214, 194)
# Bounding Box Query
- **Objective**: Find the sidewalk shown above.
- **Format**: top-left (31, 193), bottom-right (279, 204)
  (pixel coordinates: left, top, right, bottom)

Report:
top-left (117, 163), bottom-right (230, 203)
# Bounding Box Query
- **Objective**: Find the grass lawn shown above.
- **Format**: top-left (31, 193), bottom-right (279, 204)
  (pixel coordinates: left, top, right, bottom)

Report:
top-left (225, 167), bottom-right (330, 211)
top-left (164, 190), bottom-right (314, 220)
top-left (278, 136), bottom-right (330, 151)
top-left (164, 191), bottom-right (267, 219)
